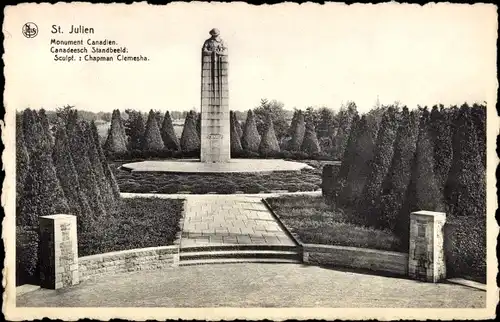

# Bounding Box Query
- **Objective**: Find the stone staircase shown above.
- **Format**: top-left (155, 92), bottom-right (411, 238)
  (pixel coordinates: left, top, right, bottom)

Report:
top-left (179, 244), bottom-right (302, 266)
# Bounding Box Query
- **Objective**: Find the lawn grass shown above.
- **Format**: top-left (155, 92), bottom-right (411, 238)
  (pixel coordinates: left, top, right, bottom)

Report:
top-left (79, 197), bottom-right (184, 256)
top-left (266, 195), bottom-right (403, 252)
top-left (109, 161), bottom-right (325, 194)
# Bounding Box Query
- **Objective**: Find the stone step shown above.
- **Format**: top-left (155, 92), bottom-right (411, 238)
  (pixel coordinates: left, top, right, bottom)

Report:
top-left (179, 258), bottom-right (302, 267)
top-left (180, 249), bottom-right (301, 262)
top-left (179, 244), bottom-right (299, 253)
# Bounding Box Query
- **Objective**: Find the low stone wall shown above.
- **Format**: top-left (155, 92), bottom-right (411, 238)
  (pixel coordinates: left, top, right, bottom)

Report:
top-left (78, 245), bottom-right (179, 281)
top-left (302, 244), bottom-right (409, 276)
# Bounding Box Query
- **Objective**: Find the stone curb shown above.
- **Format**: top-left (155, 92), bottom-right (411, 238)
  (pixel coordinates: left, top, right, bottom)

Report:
top-left (16, 284), bottom-right (40, 296)
top-left (446, 278), bottom-right (487, 291)
top-left (261, 198), bottom-right (303, 248)
top-left (120, 191), bottom-right (322, 199)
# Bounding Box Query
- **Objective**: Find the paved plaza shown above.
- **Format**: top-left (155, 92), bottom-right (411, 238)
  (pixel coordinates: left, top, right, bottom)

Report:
top-left (16, 192), bottom-right (487, 308)
top-left (120, 158), bottom-right (313, 173)
top-left (180, 195), bottom-right (296, 247)
top-left (17, 263), bottom-right (486, 307)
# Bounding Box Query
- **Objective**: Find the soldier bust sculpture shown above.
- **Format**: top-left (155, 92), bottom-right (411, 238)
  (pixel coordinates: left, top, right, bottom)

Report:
top-left (202, 28), bottom-right (227, 56)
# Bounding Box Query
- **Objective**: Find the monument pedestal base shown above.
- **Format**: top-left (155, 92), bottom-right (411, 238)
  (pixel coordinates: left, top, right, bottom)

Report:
top-left (121, 159), bottom-right (313, 174)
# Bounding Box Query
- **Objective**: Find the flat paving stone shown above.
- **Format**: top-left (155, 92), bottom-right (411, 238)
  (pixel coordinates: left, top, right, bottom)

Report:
top-left (180, 195), bottom-right (297, 248)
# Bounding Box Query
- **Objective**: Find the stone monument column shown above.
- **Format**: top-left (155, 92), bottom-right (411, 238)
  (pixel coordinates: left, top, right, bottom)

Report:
top-left (200, 28), bottom-right (230, 163)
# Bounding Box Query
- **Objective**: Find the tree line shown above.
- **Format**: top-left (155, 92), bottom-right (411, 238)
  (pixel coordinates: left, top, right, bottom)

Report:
top-left (102, 99), bottom-right (362, 160)
top-left (322, 102), bottom-right (486, 280)
top-left (16, 107), bottom-right (121, 285)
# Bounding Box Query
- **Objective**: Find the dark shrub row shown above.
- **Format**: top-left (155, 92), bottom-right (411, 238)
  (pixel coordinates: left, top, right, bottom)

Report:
top-left (105, 106), bottom-right (344, 161)
top-left (106, 146), bottom-right (335, 162)
top-left (16, 108), bottom-right (120, 285)
top-left (321, 103), bottom-right (486, 280)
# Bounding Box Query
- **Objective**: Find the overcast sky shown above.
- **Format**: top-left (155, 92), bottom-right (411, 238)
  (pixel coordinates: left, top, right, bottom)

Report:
top-left (4, 2), bottom-right (497, 113)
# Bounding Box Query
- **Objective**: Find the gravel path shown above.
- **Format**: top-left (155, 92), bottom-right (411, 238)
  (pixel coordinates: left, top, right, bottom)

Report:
top-left (17, 263), bottom-right (485, 308)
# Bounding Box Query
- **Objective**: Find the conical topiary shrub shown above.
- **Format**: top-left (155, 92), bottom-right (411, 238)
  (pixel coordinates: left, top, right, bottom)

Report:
top-left (241, 110), bottom-right (261, 152)
top-left (339, 115), bottom-right (377, 206)
top-left (104, 109), bottom-right (128, 154)
top-left (143, 110), bottom-right (165, 151)
top-left (413, 108), bottom-right (443, 212)
top-left (127, 112), bottom-right (145, 151)
top-left (289, 110), bottom-right (305, 151)
top-left (331, 103), bottom-right (358, 159)
top-left (20, 113), bottom-right (69, 227)
top-left (16, 114), bottom-right (30, 213)
top-left (52, 127), bottom-right (93, 224)
top-left (447, 104), bottom-right (485, 218)
top-left (300, 121), bottom-right (321, 155)
top-left (66, 117), bottom-right (107, 218)
top-left (195, 112), bottom-right (201, 140)
top-left (471, 103), bottom-right (486, 167)
top-left (429, 105), bottom-right (453, 189)
top-left (83, 122), bottom-right (116, 213)
top-left (378, 107), bottom-right (419, 231)
top-left (22, 108), bottom-right (41, 154)
top-left (161, 111), bottom-right (180, 150)
top-left (259, 113), bottom-right (280, 156)
top-left (234, 113), bottom-right (243, 139)
top-left (445, 104), bottom-right (486, 280)
top-left (287, 110), bottom-right (299, 138)
top-left (359, 106), bottom-right (400, 227)
top-left (180, 112), bottom-right (201, 153)
top-left (230, 111), bottom-right (243, 154)
top-left (91, 121), bottom-right (121, 202)
top-left (38, 108), bottom-right (54, 148)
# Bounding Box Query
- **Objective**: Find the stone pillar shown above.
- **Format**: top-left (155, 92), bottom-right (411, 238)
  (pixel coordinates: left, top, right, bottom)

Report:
top-left (200, 28), bottom-right (231, 163)
top-left (39, 214), bottom-right (79, 289)
top-left (408, 211), bottom-right (446, 282)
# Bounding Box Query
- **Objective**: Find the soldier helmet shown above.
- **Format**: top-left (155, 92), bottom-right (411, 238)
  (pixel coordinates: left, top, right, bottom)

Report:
top-left (209, 28), bottom-right (220, 36)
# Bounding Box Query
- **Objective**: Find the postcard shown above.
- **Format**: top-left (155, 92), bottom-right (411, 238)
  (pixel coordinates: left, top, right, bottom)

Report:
top-left (2, 2), bottom-right (498, 320)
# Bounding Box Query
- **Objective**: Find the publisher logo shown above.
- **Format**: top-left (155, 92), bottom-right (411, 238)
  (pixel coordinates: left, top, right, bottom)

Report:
top-left (22, 22), bottom-right (38, 38)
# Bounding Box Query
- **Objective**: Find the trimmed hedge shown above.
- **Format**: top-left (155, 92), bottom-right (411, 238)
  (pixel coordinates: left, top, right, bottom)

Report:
top-left (16, 226), bottom-right (39, 286)
top-left (320, 103), bottom-right (486, 281)
top-left (444, 217), bottom-right (486, 283)
top-left (16, 108), bottom-right (129, 286)
top-left (321, 164), bottom-right (340, 203)
top-left (16, 115), bottom-right (30, 213)
top-left (112, 163), bottom-right (323, 194)
top-left (106, 147), bottom-right (337, 162)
